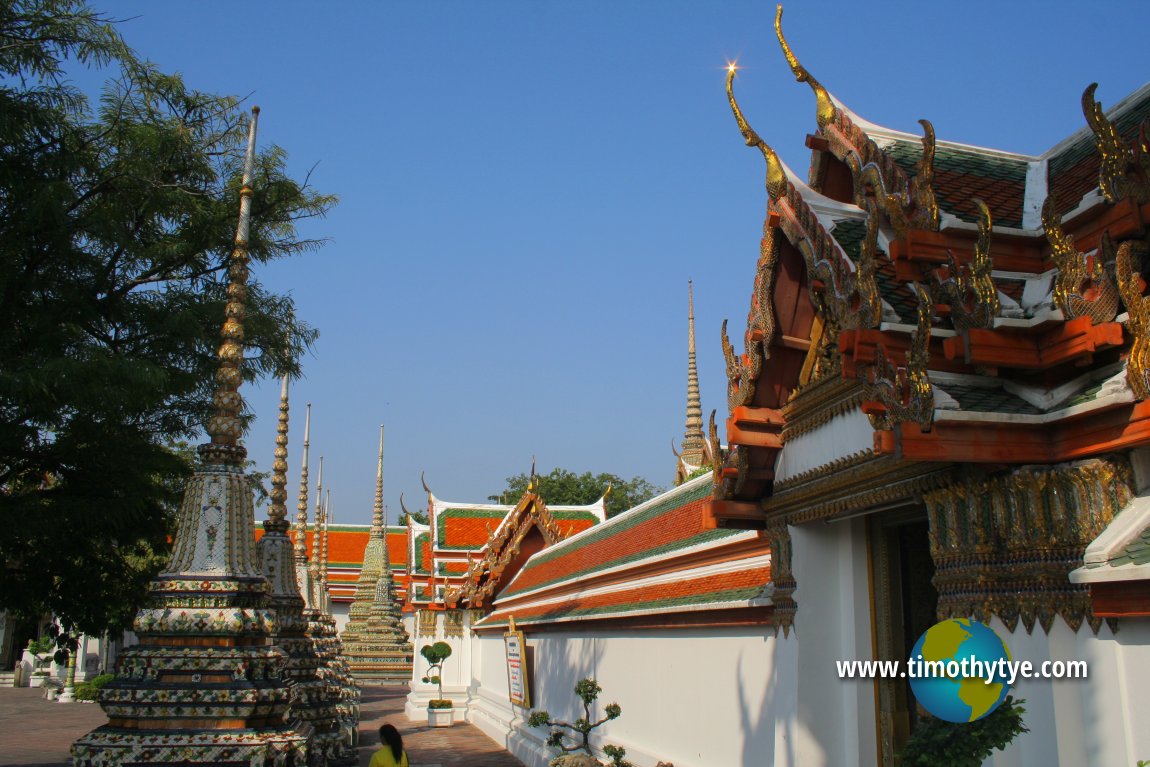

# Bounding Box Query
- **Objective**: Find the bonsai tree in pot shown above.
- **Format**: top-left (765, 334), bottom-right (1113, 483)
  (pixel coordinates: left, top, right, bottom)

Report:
top-left (528, 678), bottom-right (633, 766)
top-left (26, 638), bottom-right (55, 687)
top-left (420, 642), bottom-right (454, 725)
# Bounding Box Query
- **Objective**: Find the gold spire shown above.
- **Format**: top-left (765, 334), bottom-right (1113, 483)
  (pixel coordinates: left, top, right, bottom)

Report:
top-left (203, 106), bottom-right (260, 466)
top-left (681, 281), bottom-right (706, 466)
top-left (774, 5), bottom-right (835, 129)
top-left (294, 402), bottom-right (311, 562)
top-left (266, 375), bottom-right (290, 529)
top-left (320, 489), bottom-right (330, 609)
top-left (309, 456), bottom-right (323, 583)
top-left (371, 425), bottom-right (385, 535)
top-left (726, 63), bottom-right (787, 200)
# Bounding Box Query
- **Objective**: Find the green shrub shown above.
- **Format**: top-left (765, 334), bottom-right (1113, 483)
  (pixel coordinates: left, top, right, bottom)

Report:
top-left (900, 696), bottom-right (1028, 767)
top-left (75, 673), bottom-right (115, 701)
top-left (428, 699), bottom-right (454, 710)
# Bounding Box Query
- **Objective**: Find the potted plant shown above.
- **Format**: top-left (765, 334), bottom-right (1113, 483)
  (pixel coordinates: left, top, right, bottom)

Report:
top-left (26, 638), bottom-right (54, 688)
top-left (420, 641), bottom-right (454, 726)
top-left (28, 638), bottom-right (54, 686)
top-left (528, 678), bottom-right (633, 766)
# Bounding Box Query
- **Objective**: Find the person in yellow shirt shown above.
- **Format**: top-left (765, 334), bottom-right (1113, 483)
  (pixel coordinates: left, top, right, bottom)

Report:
top-left (369, 724), bottom-right (410, 767)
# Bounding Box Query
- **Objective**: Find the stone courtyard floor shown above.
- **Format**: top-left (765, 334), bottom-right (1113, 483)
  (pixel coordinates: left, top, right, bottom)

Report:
top-left (0, 686), bottom-right (525, 767)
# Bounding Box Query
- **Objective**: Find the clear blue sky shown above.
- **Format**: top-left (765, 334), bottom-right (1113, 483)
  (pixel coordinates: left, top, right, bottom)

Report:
top-left (84, 1), bottom-right (1146, 526)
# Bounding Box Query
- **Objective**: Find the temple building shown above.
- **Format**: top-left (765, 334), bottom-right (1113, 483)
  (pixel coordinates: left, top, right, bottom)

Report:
top-left (396, 9), bottom-right (1150, 767)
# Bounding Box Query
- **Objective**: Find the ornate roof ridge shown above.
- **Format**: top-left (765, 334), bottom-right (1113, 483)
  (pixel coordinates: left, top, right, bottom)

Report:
top-left (1042, 80), bottom-right (1150, 161)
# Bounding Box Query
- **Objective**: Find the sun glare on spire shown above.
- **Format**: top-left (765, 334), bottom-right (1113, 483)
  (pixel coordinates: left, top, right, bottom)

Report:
top-left (726, 61), bottom-right (739, 74)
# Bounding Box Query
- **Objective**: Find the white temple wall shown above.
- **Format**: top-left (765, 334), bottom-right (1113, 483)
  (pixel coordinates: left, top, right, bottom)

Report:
top-left (785, 517), bottom-right (876, 767)
top-left (405, 611), bottom-right (476, 721)
top-left (468, 626), bottom-right (778, 767)
top-left (985, 616), bottom-right (1150, 767)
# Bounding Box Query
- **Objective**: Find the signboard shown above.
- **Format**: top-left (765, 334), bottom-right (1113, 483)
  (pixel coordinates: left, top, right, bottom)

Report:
top-left (504, 616), bottom-right (531, 708)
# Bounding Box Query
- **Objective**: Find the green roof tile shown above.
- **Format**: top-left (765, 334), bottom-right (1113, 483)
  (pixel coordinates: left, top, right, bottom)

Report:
top-left (941, 385), bottom-right (1043, 415)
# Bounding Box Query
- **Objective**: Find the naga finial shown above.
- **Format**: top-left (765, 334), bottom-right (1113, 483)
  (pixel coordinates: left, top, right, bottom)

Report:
top-left (726, 62), bottom-right (787, 200)
top-left (1082, 82), bottom-right (1150, 205)
top-left (774, 5), bottom-right (835, 129)
top-left (420, 469), bottom-right (432, 498)
top-left (201, 106), bottom-right (260, 466)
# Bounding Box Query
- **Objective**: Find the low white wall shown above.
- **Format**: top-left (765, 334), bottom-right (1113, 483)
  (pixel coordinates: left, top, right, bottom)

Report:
top-left (986, 616), bottom-right (1150, 767)
top-left (469, 627), bottom-right (778, 767)
top-left (405, 612), bottom-right (477, 721)
top-left (784, 517), bottom-right (876, 767)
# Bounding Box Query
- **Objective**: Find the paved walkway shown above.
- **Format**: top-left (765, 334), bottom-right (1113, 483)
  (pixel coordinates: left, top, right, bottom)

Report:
top-left (0, 686), bottom-right (526, 767)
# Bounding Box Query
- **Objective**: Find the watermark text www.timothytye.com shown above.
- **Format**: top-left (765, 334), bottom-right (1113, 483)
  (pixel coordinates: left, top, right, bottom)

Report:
top-left (837, 657), bottom-right (1088, 686)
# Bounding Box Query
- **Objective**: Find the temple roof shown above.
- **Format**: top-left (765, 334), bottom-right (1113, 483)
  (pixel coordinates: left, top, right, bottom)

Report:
top-left (403, 489), bottom-right (606, 607)
top-left (471, 475), bottom-right (770, 629)
top-left (1072, 490), bottom-right (1150, 584)
top-left (833, 83), bottom-right (1150, 230)
top-left (256, 524), bottom-right (408, 568)
top-left (709, 8), bottom-right (1150, 531)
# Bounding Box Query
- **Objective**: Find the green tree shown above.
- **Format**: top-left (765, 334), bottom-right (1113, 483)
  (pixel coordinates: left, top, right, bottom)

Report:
top-left (0, 0), bottom-right (334, 642)
top-left (489, 468), bottom-right (661, 518)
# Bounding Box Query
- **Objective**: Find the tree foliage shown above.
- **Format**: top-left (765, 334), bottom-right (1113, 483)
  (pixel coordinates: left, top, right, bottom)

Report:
top-left (0, 0), bottom-right (334, 640)
top-left (489, 468), bottom-right (661, 518)
top-left (420, 641), bottom-right (452, 701)
top-left (899, 696), bottom-right (1028, 767)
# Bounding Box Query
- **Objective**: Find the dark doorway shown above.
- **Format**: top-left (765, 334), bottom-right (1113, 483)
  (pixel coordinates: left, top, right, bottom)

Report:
top-left (869, 508), bottom-right (939, 766)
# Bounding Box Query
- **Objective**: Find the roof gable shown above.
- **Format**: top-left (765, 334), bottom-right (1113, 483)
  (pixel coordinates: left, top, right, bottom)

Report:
top-left (445, 490), bottom-right (605, 608)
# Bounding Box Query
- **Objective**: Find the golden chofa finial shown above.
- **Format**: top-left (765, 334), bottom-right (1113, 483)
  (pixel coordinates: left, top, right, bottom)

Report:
top-left (726, 61), bottom-right (787, 200)
top-left (774, 5), bottom-right (835, 129)
top-left (202, 106), bottom-right (260, 466)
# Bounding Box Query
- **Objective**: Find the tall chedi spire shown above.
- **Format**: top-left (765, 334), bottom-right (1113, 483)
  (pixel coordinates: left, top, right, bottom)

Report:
top-left (309, 456), bottom-right (324, 609)
top-left (679, 280), bottom-right (708, 473)
top-left (340, 426), bottom-right (414, 684)
top-left (294, 402), bottom-right (313, 604)
top-left (73, 108), bottom-right (310, 766)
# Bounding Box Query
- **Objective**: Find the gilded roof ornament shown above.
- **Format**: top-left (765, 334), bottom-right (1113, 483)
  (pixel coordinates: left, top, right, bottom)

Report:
top-left (932, 199), bottom-right (1000, 330)
top-left (1116, 238), bottom-right (1150, 399)
top-left (726, 63), bottom-right (787, 200)
top-left (806, 202), bottom-right (883, 334)
top-left (722, 208), bottom-right (780, 411)
top-left (1042, 196), bottom-right (1119, 324)
top-left (774, 5), bottom-right (835, 129)
top-left (846, 119), bottom-right (939, 240)
top-left (863, 285), bottom-right (934, 431)
top-left (1083, 83), bottom-right (1150, 205)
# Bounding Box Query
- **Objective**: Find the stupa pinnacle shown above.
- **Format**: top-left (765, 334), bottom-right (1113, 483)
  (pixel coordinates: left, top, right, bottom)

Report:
top-left (339, 426), bottom-right (414, 683)
top-left (72, 107), bottom-right (310, 766)
top-left (680, 280), bottom-right (708, 469)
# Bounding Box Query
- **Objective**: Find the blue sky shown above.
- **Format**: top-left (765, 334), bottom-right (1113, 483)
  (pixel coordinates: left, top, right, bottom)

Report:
top-left (83, 1), bottom-right (1146, 526)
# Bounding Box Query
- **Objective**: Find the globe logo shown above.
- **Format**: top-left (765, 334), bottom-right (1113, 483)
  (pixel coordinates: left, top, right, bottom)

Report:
top-left (908, 618), bottom-right (1012, 723)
